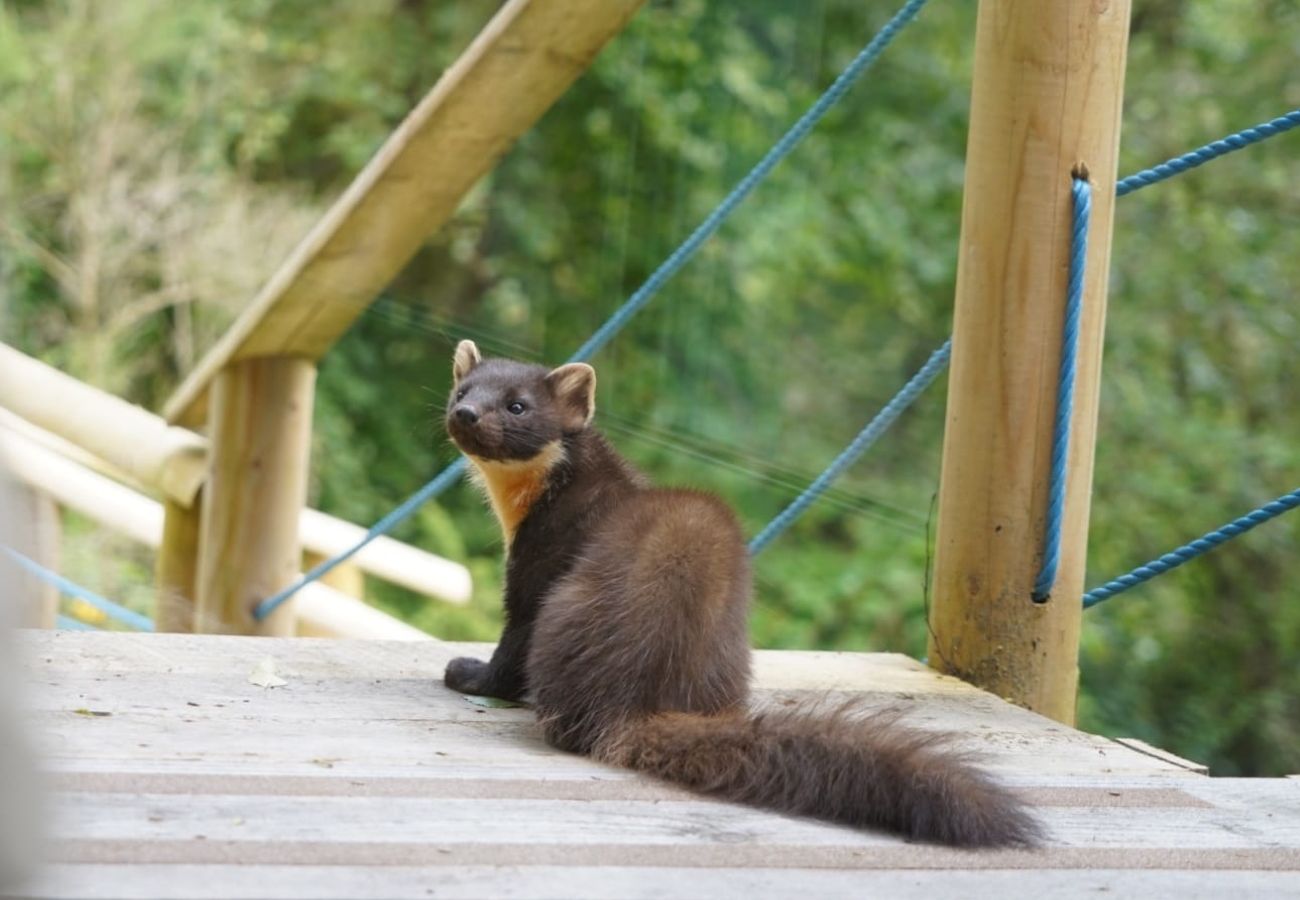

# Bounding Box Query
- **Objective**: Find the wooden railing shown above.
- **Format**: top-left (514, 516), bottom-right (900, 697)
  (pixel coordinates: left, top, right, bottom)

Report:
top-left (0, 0), bottom-right (647, 636)
top-left (0, 344), bottom-right (464, 639)
top-left (145, 0), bottom-right (646, 635)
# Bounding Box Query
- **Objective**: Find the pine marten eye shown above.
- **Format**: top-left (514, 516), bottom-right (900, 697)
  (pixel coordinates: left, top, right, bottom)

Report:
top-left (455, 387), bottom-right (468, 401)
top-left (507, 401), bottom-right (527, 416)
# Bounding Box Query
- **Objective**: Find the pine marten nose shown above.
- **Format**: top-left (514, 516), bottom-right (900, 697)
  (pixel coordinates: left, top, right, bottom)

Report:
top-left (454, 405), bottom-right (480, 425)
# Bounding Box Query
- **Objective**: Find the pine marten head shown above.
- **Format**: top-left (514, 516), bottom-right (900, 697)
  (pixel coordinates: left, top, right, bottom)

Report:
top-left (446, 341), bottom-right (597, 540)
top-left (445, 340), bottom-right (596, 463)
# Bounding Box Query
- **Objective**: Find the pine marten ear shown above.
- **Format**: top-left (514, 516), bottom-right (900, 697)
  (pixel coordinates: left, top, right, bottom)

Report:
top-left (545, 363), bottom-right (597, 430)
top-left (452, 340), bottom-right (482, 384)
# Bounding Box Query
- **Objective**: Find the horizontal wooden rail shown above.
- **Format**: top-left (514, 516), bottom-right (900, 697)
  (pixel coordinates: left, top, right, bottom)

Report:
top-left (163, 0), bottom-right (646, 428)
top-left (298, 508), bottom-right (470, 603)
top-left (0, 419), bottom-right (470, 605)
top-left (0, 343), bottom-right (205, 506)
top-left (1, 425), bottom-right (432, 641)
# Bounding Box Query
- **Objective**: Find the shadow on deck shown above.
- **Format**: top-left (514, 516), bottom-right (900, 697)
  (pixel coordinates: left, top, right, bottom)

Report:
top-left (8, 631), bottom-right (1299, 899)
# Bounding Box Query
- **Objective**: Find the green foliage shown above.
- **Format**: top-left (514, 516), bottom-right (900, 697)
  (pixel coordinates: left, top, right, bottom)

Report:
top-left (2, 0), bottom-right (1297, 775)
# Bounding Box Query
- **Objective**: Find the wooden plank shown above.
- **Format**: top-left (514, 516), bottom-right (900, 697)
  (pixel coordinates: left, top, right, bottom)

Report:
top-left (26, 838), bottom-right (1300, 873)
top-left (15, 866), bottom-right (1300, 900)
top-left (14, 632), bottom-right (1299, 900)
top-left (17, 633), bottom-right (1201, 780)
top-left (17, 711), bottom-right (1205, 783)
top-left (19, 669), bottom-right (1178, 772)
top-left (41, 792), bottom-right (1300, 851)
top-left (46, 772), bottom-right (1220, 810)
top-left (929, 0), bottom-right (1132, 723)
top-left (162, 0), bottom-right (647, 428)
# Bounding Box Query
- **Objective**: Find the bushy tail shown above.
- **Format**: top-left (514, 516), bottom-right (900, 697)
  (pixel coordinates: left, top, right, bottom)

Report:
top-left (594, 704), bottom-right (1041, 848)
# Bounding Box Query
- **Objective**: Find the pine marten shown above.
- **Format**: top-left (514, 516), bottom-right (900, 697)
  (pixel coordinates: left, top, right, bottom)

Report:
top-left (442, 339), bottom-right (1040, 848)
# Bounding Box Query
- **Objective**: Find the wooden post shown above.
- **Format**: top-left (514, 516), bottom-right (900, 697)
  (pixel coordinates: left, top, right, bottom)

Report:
top-left (196, 358), bottom-right (315, 635)
top-left (11, 486), bottom-right (60, 628)
top-left (927, 0), bottom-right (1131, 724)
top-left (156, 495), bottom-right (201, 632)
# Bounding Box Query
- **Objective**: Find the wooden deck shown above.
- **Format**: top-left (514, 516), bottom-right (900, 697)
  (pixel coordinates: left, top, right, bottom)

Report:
top-left (8, 631), bottom-right (1299, 898)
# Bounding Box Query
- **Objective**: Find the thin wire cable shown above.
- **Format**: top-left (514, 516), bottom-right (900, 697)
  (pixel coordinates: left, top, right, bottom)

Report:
top-left (599, 415), bottom-right (928, 528)
top-left (748, 339), bottom-right (951, 555)
top-left (1083, 488), bottom-right (1300, 608)
top-left (254, 0), bottom-right (933, 620)
top-left (1116, 110), bottom-right (1300, 196)
top-left (3, 546), bottom-right (155, 631)
top-left (1032, 176), bottom-right (1091, 601)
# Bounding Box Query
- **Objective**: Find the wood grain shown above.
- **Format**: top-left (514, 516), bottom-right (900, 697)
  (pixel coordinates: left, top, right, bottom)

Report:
top-left (15, 866), bottom-right (1300, 900)
top-left (12, 632), bottom-right (1297, 900)
top-left (196, 358), bottom-right (317, 635)
top-left (929, 0), bottom-right (1133, 723)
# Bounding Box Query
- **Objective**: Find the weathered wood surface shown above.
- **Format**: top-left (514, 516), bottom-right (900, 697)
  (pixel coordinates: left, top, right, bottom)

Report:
top-left (196, 357), bottom-right (317, 635)
top-left (9, 632), bottom-right (1298, 899)
top-left (163, 0), bottom-right (647, 428)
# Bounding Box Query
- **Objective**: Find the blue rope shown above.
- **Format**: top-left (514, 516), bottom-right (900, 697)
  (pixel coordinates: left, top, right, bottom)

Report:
top-left (56, 614), bottom-right (97, 631)
top-left (253, 458), bottom-right (468, 620)
top-left (254, 0), bottom-right (932, 621)
top-left (1031, 177), bottom-right (1092, 601)
top-left (2, 546), bottom-right (155, 632)
top-left (1083, 488), bottom-right (1300, 608)
top-left (1116, 110), bottom-right (1300, 197)
top-left (748, 339), bottom-right (951, 555)
top-left (743, 110), bottom-right (1300, 564)
top-left (572, 0), bottom-right (930, 362)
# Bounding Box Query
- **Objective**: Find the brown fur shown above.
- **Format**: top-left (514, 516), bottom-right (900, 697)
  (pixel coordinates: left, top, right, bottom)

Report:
top-left (443, 342), bottom-right (1042, 848)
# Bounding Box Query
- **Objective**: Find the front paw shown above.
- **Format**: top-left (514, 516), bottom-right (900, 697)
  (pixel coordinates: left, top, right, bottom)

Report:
top-left (445, 656), bottom-right (490, 695)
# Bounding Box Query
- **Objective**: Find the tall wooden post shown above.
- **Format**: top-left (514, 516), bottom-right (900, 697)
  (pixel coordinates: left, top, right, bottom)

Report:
top-left (928, 0), bottom-right (1132, 724)
top-left (196, 358), bottom-right (315, 635)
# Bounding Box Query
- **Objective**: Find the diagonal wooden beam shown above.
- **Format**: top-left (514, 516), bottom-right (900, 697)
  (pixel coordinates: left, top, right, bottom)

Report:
top-left (164, 0), bottom-right (646, 427)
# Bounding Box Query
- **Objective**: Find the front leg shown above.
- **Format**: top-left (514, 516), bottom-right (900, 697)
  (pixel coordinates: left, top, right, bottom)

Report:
top-left (444, 620), bottom-right (531, 701)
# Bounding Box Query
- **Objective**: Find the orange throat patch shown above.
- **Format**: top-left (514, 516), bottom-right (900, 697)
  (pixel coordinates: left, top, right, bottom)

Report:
top-left (466, 442), bottom-right (567, 544)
